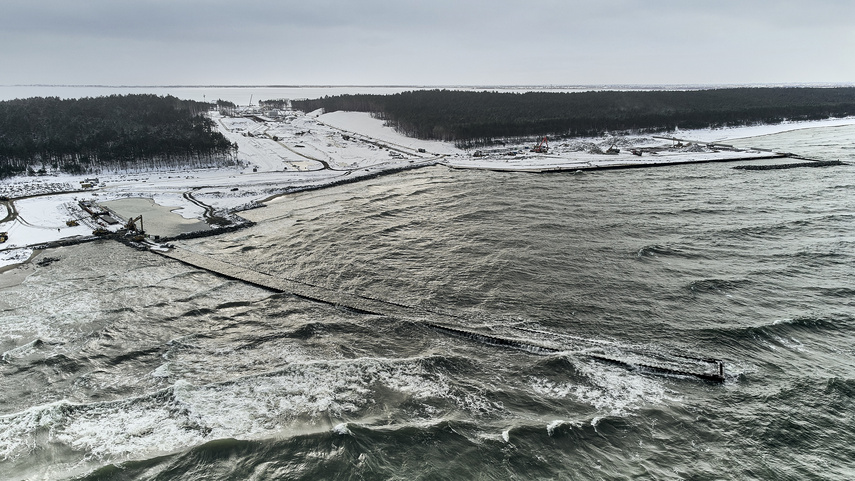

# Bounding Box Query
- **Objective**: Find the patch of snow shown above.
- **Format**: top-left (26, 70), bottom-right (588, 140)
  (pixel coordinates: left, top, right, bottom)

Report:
top-left (0, 194), bottom-right (98, 249)
top-left (677, 116), bottom-right (855, 143)
top-left (0, 248), bottom-right (33, 268)
top-left (318, 111), bottom-right (461, 156)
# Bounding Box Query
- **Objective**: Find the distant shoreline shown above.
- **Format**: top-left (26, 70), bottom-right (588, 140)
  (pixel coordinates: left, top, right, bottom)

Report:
top-left (4, 83), bottom-right (855, 105)
top-left (1, 109), bottom-right (853, 268)
top-left (6, 82), bottom-right (855, 89)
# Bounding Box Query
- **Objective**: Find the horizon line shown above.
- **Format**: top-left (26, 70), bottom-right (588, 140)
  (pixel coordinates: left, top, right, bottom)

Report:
top-left (5, 82), bottom-right (855, 89)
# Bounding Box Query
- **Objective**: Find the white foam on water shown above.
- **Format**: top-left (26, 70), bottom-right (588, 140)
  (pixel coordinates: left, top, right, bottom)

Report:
top-left (773, 336), bottom-right (807, 353)
top-left (1, 338), bottom-right (43, 361)
top-left (52, 393), bottom-right (207, 459)
top-left (172, 356), bottom-right (497, 438)
top-left (501, 429), bottom-right (510, 443)
top-left (0, 275), bottom-right (103, 342)
top-left (0, 355), bottom-right (497, 464)
top-left (546, 420), bottom-right (581, 436)
top-left (0, 400), bottom-right (74, 460)
top-left (529, 359), bottom-right (677, 416)
top-left (150, 363), bottom-right (170, 379)
top-left (332, 423), bottom-right (352, 435)
top-left (0, 384), bottom-right (214, 461)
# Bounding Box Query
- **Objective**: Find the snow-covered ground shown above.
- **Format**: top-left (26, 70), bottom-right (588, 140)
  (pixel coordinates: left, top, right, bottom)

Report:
top-left (672, 117), bottom-right (855, 143)
top-left (444, 117), bottom-right (855, 172)
top-left (1, 109), bottom-right (853, 269)
top-left (318, 111), bottom-right (460, 156)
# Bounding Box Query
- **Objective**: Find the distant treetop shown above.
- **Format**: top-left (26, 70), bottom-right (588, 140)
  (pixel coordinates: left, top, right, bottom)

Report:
top-left (292, 87), bottom-right (855, 147)
top-left (0, 94), bottom-right (238, 178)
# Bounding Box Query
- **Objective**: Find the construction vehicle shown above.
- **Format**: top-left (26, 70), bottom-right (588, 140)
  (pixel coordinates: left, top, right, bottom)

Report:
top-left (606, 142), bottom-right (620, 155)
top-left (531, 136), bottom-right (548, 153)
top-left (125, 215), bottom-right (144, 233)
top-left (66, 220), bottom-right (79, 227)
top-left (0, 232), bottom-right (7, 243)
top-left (92, 228), bottom-right (109, 236)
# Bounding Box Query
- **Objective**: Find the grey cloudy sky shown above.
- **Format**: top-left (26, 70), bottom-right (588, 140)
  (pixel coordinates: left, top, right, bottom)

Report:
top-left (2, 0), bottom-right (853, 86)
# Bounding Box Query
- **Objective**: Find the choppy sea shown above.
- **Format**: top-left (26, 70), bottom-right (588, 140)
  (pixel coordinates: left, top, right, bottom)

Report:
top-left (1, 124), bottom-right (854, 480)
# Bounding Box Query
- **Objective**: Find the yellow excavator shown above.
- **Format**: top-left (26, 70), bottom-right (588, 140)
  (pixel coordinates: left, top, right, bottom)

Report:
top-left (0, 232), bottom-right (7, 243)
top-left (125, 215), bottom-right (144, 233)
top-left (125, 215), bottom-right (146, 242)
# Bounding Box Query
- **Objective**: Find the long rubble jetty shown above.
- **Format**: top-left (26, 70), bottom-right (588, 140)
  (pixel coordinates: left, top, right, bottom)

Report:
top-left (155, 246), bottom-right (414, 317)
top-left (154, 246), bottom-right (725, 383)
top-left (734, 160), bottom-right (844, 170)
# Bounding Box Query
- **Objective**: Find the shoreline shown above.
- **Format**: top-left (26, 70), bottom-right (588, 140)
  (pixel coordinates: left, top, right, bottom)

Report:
top-left (445, 153), bottom-right (788, 173)
top-left (0, 248), bottom-right (42, 288)
top-left (1, 114), bottom-right (853, 269)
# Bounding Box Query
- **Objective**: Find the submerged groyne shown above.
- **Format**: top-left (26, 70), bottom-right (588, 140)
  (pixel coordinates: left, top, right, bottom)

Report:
top-left (734, 160), bottom-right (844, 170)
top-left (153, 246), bottom-right (726, 383)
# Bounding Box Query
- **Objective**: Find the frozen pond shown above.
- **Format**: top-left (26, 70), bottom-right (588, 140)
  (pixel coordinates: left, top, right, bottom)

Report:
top-left (100, 197), bottom-right (209, 237)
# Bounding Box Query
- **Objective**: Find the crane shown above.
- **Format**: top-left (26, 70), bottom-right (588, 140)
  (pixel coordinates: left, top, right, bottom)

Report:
top-left (532, 136), bottom-right (548, 153)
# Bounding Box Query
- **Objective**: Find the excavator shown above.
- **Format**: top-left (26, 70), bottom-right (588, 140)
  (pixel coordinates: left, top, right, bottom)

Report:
top-left (125, 215), bottom-right (144, 233)
top-left (125, 215), bottom-right (147, 242)
top-left (531, 136), bottom-right (548, 153)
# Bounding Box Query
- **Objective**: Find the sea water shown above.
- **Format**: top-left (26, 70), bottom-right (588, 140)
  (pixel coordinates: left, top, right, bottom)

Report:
top-left (1, 124), bottom-right (853, 480)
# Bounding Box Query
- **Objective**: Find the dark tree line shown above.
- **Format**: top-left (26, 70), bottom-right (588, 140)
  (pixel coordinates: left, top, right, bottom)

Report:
top-left (216, 99), bottom-right (237, 116)
top-left (0, 94), bottom-right (239, 178)
top-left (292, 88), bottom-right (855, 147)
top-left (259, 99), bottom-right (288, 109)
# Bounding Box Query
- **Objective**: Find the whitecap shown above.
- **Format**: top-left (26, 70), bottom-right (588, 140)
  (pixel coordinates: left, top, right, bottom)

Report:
top-left (332, 423), bottom-right (352, 435)
top-left (529, 358), bottom-right (677, 416)
top-left (546, 420), bottom-right (579, 436)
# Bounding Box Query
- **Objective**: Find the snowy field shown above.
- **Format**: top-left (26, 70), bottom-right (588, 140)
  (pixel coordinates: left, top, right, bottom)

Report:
top-left (1, 109), bottom-right (854, 268)
top-left (443, 116), bottom-right (855, 172)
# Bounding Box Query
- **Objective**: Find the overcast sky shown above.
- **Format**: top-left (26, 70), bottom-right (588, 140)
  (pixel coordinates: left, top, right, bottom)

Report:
top-left (2, 0), bottom-right (853, 86)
